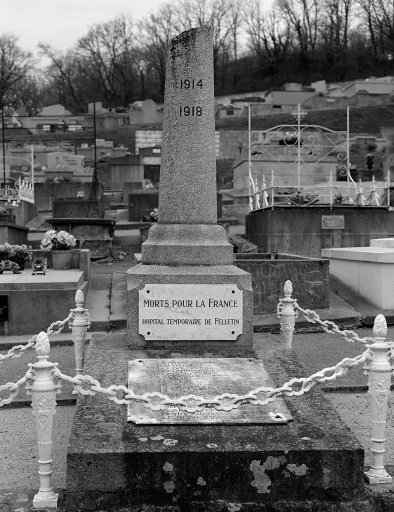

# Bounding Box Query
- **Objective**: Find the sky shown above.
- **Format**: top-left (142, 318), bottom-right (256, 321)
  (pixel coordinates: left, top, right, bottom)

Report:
top-left (0, 0), bottom-right (170, 64)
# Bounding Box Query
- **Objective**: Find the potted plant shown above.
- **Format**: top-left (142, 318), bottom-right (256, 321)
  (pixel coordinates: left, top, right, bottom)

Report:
top-left (0, 243), bottom-right (32, 271)
top-left (40, 229), bottom-right (77, 270)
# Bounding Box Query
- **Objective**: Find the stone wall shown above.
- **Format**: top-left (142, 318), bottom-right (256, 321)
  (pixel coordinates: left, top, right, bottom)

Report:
top-left (235, 253), bottom-right (329, 313)
top-left (128, 189), bottom-right (159, 221)
top-left (34, 182), bottom-right (103, 213)
top-left (0, 222), bottom-right (29, 245)
top-left (53, 198), bottom-right (103, 218)
top-left (135, 130), bottom-right (221, 157)
top-left (246, 206), bottom-right (394, 257)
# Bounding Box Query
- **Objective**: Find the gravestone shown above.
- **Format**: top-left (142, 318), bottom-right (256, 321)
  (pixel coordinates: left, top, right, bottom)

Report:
top-left (127, 27), bottom-right (253, 352)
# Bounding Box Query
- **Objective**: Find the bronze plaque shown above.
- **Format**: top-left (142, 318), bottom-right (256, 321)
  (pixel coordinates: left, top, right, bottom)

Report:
top-left (127, 358), bottom-right (293, 425)
top-left (322, 215), bottom-right (345, 229)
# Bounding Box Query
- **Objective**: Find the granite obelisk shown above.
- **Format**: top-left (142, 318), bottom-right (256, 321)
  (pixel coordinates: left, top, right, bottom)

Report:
top-left (127, 27), bottom-right (253, 351)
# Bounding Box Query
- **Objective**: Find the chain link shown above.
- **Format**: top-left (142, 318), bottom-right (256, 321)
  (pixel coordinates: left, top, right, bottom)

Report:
top-left (0, 336), bottom-right (37, 365)
top-left (296, 305), bottom-right (375, 344)
top-left (54, 349), bottom-right (371, 412)
top-left (47, 311), bottom-right (74, 336)
top-left (0, 312), bottom-right (75, 367)
top-left (0, 371), bottom-right (31, 406)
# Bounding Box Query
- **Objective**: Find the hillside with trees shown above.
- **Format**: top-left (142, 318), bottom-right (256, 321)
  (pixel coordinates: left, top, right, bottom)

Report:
top-left (2, 0), bottom-right (394, 114)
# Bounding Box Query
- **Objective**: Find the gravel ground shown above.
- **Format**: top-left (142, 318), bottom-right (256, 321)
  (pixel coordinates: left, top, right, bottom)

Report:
top-left (0, 406), bottom-right (75, 489)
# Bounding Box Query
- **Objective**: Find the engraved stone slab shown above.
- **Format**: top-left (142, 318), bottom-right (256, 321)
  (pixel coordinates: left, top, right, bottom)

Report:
top-left (139, 284), bottom-right (243, 340)
top-left (127, 358), bottom-right (293, 424)
top-left (322, 215), bottom-right (345, 229)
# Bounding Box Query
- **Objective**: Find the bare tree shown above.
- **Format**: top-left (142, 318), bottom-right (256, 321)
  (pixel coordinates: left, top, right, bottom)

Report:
top-left (243, 0), bottom-right (291, 77)
top-left (0, 34), bottom-right (34, 109)
top-left (38, 43), bottom-right (82, 110)
top-left (356, 0), bottom-right (394, 66)
top-left (77, 14), bottom-right (138, 106)
top-left (319, 0), bottom-right (354, 80)
top-left (275, 0), bottom-right (321, 72)
top-left (137, 3), bottom-right (182, 98)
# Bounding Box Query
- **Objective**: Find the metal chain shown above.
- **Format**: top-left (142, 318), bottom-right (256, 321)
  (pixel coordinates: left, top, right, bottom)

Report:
top-left (296, 305), bottom-right (375, 344)
top-left (0, 336), bottom-right (37, 365)
top-left (0, 311), bottom-right (75, 367)
top-left (47, 311), bottom-right (74, 336)
top-left (0, 371), bottom-right (31, 406)
top-left (54, 349), bottom-right (371, 413)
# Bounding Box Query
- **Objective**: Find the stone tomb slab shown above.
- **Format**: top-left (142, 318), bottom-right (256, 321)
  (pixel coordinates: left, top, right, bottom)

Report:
top-left (66, 333), bottom-right (367, 511)
top-left (128, 358), bottom-right (292, 424)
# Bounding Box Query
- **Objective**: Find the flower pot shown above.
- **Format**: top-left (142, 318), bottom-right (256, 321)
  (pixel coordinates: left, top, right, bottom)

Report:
top-left (51, 250), bottom-right (73, 270)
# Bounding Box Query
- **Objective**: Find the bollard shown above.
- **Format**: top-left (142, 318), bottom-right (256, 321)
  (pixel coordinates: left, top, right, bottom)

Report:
top-left (69, 289), bottom-right (90, 375)
top-left (277, 280), bottom-right (298, 348)
top-left (364, 314), bottom-right (393, 484)
top-left (27, 331), bottom-right (61, 508)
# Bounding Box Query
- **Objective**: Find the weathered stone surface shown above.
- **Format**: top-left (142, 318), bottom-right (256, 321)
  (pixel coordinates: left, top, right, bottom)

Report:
top-left (142, 224), bottom-right (233, 265)
top-left (128, 189), bottom-right (159, 222)
top-left (53, 198), bottom-right (101, 218)
top-left (246, 207), bottom-right (394, 258)
top-left (141, 27), bottom-right (233, 266)
top-left (127, 358), bottom-right (292, 424)
top-left (235, 254), bottom-right (329, 313)
top-left (66, 332), bottom-right (367, 511)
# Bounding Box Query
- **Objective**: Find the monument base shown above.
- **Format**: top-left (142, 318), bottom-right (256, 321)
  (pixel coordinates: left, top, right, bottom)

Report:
top-left (66, 332), bottom-right (368, 512)
top-left (127, 264), bottom-right (254, 352)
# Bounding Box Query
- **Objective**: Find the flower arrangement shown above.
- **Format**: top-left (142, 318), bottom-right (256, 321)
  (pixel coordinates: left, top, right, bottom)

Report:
top-left (150, 208), bottom-right (159, 221)
top-left (40, 230), bottom-right (77, 251)
top-left (0, 243), bottom-right (32, 262)
top-left (142, 208), bottom-right (159, 222)
top-left (334, 193), bottom-right (344, 204)
top-left (305, 192), bottom-right (319, 204)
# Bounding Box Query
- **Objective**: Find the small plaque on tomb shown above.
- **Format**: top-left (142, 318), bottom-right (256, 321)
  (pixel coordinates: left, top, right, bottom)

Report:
top-left (322, 215), bottom-right (345, 229)
top-left (127, 358), bottom-right (292, 425)
top-left (139, 284), bottom-right (243, 340)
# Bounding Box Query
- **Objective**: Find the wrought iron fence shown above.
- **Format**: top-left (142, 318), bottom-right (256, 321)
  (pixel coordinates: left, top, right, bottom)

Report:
top-left (250, 171), bottom-right (390, 211)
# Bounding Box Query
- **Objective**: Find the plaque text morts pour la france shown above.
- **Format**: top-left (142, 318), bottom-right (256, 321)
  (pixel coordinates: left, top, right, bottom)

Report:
top-left (139, 284), bottom-right (243, 340)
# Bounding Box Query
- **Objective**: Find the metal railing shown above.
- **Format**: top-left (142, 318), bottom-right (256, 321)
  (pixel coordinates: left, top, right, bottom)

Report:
top-left (250, 171), bottom-right (390, 211)
top-left (1, 285), bottom-right (393, 508)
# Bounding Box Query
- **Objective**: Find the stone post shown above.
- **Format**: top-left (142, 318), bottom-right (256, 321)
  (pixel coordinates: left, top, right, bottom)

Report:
top-left (69, 289), bottom-right (90, 375)
top-left (277, 280), bottom-right (298, 348)
top-left (127, 28), bottom-right (253, 352)
top-left (28, 332), bottom-right (60, 508)
top-left (364, 314), bottom-right (393, 484)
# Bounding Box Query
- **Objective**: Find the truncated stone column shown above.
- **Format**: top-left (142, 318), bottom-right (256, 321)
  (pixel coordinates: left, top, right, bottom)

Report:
top-left (127, 27), bottom-right (253, 352)
top-left (142, 27), bottom-right (233, 265)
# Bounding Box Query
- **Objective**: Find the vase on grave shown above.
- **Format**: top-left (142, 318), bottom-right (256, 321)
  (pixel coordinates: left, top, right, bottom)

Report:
top-left (51, 250), bottom-right (73, 270)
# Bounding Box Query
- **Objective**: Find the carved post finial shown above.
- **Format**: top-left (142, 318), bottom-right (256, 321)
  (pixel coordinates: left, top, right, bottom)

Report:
top-left (284, 280), bottom-right (293, 298)
top-left (373, 314), bottom-right (387, 339)
top-left (35, 332), bottom-right (50, 357)
top-left (75, 289), bottom-right (84, 308)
